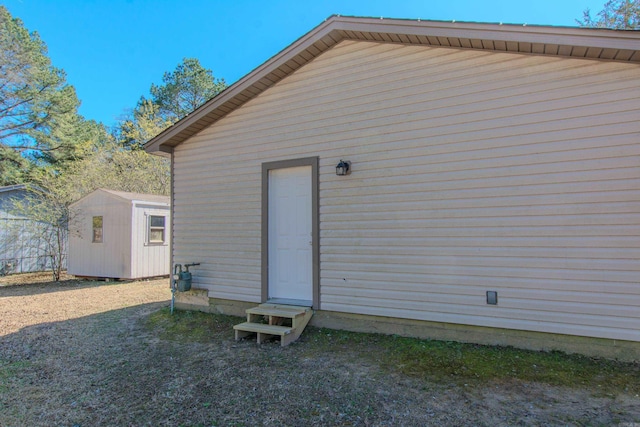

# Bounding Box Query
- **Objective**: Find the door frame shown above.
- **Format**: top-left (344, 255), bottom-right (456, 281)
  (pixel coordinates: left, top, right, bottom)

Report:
top-left (262, 157), bottom-right (319, 309)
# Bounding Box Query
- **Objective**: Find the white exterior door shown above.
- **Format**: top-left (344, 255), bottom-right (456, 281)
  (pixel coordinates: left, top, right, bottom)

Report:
top-left (268, 165), bottom-right (313, 303)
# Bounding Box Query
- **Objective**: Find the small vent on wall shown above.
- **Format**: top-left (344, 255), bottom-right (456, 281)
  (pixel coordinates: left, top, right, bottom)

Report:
top-left (486, 291), bottom-right (498, 305)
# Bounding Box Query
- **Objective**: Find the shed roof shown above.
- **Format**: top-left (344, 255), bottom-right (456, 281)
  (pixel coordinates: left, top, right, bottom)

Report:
top-left (100, 189), bottom-right (170, 205)
top-left (0, 184), bottom-right (28, 194)
top-left (70, 189), bottom-right (170, 208)
top-left (145, 15), bottom-right (640, 155)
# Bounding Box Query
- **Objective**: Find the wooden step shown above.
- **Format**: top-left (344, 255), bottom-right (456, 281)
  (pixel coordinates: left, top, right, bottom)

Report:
top-left (246, 305), bottom-right (309, 325)
top-left (246, 305), bottom-right (308, 318)
top-left (233, 322), bottom-right (292, 335)
top-left (234, 322), bottom-right (296, 346)
top-left (233, 304), bottom-right (313, 346)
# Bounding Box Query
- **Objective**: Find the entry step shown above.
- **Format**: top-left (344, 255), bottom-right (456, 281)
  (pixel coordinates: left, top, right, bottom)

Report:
top-left (247, 304), bottom-right (310, 319)
top-left (233, 303), bottom-right (313, 346)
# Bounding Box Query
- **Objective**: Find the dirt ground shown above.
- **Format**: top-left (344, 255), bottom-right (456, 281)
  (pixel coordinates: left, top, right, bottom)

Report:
top-left (0, 273), bottom-right (170, 337)
top-left (0, 273), bottom-right (638, 426)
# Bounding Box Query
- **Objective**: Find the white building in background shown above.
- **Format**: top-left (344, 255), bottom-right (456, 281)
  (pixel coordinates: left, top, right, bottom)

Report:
top-left (0, 184), bottom-right (64, 275)
top-left (68, 189), bottom-right (170, 279)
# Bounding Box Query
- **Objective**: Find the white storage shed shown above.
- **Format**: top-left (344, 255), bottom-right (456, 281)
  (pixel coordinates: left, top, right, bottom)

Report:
top-left (68, 189), bottom-right (170, 279)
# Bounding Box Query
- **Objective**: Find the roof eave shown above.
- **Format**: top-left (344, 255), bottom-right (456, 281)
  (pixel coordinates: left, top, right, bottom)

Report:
top-left (332, 16), bottom-right (640, 50)
top-left (144, 15), bottom-right (640, 154)
top-left (145, 18), bottom-right (342, 154)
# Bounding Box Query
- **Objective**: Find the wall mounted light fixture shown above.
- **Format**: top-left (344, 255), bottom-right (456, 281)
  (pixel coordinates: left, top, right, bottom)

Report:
top-left (336, 160), bottom-right (351, 176)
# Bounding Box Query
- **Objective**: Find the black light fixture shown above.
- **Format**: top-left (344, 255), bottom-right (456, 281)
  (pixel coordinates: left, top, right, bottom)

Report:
top-left (336, 159), bottom-right (351, 176)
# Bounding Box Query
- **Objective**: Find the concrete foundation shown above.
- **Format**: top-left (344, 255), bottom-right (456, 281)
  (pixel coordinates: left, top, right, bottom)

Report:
top-left (185, 294), bottom-right (640, 362)
top-left (311, 310), bottom-right (640, 362)
top-left (174, 291), bottom-right (254, 317)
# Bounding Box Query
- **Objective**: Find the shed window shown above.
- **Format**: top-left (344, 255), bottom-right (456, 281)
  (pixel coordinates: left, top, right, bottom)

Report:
top-left (148, 215), bottom-right (166, 244)
top-left (92, 216), bottom-right (103, 243)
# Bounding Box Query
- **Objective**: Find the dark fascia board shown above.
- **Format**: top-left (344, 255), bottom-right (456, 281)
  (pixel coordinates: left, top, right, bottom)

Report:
top-left (332, 16), bottom-right (640, 50)
top-left (144, 17), bottom-right (339, 154)
top-left (145, 15), bottom-right (640, 154)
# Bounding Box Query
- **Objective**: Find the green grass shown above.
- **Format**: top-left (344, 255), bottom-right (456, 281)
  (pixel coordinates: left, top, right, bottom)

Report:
top-left (145, 310), bottom-right (640, 395)
top-left (304, 328), bottom-right (640, 394)
top-left (145, 307), bottom-right (238, 343)
top-left (0, 360), bottom-right (33, 393)
top-left (379, 335), bottom-right (640, 392)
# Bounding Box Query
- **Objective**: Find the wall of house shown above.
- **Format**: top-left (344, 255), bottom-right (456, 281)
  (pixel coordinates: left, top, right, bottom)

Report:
top-left (130, 204), bottom-right (171, 278)
top-left (68, 192), bottom-right (132, 278)
top-left (173, 40), bottom-right (640, 341)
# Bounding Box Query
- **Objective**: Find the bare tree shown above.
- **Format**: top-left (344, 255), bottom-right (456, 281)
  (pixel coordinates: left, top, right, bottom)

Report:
top-left (8, 186), bottom-right (68, 281)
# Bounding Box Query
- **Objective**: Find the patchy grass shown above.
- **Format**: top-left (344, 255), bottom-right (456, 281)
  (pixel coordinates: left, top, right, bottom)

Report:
top-left (149, 310), bottom-right (640, 396)
top-left (378, 336), bottom-right (640, 394)
top-left (3, 284), bottom-right (639, 426)
top-left (145, 307), bottom-right (238, 342)
top-left (0, 360), bottom-right (32, 393)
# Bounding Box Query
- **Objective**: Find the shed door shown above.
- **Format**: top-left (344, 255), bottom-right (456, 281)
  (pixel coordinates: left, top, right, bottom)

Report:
top-left (268, 166), bottom-right (313, 304)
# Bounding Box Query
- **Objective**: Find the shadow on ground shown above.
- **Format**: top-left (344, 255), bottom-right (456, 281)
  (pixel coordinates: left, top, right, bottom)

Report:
top-left (0, 279), bottom-right (139, 297)
top-left (1, 302), bottom-right (639, 427)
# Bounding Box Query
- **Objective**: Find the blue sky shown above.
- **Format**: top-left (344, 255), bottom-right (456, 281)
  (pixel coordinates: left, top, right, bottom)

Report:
top-left (5, 0), bottom-right (606, 128)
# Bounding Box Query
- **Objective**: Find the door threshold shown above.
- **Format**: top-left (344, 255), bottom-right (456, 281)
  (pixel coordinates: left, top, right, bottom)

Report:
top-left (266, 298), bottom-right (312, 307)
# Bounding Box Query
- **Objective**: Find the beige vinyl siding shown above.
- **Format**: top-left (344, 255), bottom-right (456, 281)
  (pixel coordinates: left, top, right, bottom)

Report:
top-left (173, 40), bottom-right (640, 340)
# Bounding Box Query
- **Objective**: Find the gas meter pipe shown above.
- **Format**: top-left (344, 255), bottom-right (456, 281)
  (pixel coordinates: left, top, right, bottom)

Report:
top-left (170, 263), bottom-right (200, 315)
